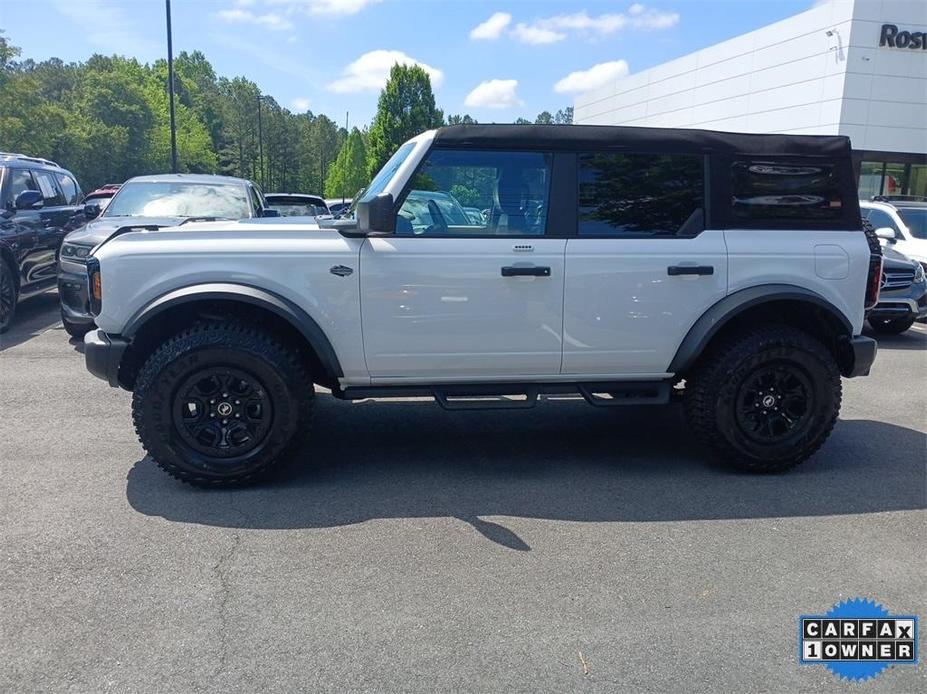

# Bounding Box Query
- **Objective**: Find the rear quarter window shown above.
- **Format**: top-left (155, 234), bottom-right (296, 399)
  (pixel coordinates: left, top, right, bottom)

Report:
top-left (731, 160), bottom-right (843, 222)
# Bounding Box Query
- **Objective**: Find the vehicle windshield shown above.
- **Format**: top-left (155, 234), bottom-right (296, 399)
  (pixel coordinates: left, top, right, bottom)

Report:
top-left (358, 141), bottom-right (416, 203)
top-left (104, 181), bottom-right (250, 219)
top-left (268, 202), bottom-right (329, 217)
top-left (898, 208), bottom-right (927, 239)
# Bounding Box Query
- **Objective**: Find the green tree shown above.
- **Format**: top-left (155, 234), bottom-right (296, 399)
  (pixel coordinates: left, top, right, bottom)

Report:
top-left (534, 111), bottom-right (553, 125)
top-left (554, 107), bottom-right (573, 124)
top-left (325, 127), bottom-right (368, 198)
top-left (446, 113), bottom-right (477, 125)
top-left (367, 63), bottom-right (443, 178)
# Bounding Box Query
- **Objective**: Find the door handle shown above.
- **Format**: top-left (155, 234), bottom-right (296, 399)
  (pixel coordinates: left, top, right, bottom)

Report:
top-left (667, 265), bottom-right (714, 276)
top-left (501, 266), bottom-right (551, 277)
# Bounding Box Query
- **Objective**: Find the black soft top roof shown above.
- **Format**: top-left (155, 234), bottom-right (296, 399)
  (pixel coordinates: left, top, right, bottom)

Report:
top-left (432, 124), bottom-right (852, 158)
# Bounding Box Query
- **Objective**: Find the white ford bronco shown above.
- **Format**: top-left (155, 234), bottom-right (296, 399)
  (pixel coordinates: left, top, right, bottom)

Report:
top-left (82, 124), bottom-right (881, 486)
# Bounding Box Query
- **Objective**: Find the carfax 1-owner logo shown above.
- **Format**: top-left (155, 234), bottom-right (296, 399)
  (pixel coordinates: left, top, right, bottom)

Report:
top-left (799, 598), bottom-right (918, 682)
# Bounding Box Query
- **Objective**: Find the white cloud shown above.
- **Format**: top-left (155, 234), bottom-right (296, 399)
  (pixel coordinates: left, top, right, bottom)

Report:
top-left (554, 60), bottom-right (629, 93)
top-left (292, 97), bottom-right (311, 111)
top-left (626, 3), bottom-right (679, 29)
top-left (510, 5), bottom-right (678, 44)
top-left (327, 50), bottom-right (443, 93)
top-left (511, 22), bottom-right (565, 45)
top-left (267, 0), bottom-right (380, 16)
top-left (470, 12), bottom-right (512, 40)
top-left (464, 79), bottom-right (522, 109)
top-left (218, 8), bottom-right (294, 31)
top-left (50, 0), bottom-right (159, 61)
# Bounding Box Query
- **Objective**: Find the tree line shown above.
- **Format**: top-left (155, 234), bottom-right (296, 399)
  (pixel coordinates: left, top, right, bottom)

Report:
top-left (0, 32), bottom-right (571, 198)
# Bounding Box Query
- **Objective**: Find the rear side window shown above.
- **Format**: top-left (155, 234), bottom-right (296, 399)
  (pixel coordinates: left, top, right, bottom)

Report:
top-left (55, 173), bottom-right (81, 205)
top-left (731, 160), bottom-right (843, 222)
top-left (578, 153), bottom-right (704, 236)
top-left (33, 170), bottom-right (66, 206)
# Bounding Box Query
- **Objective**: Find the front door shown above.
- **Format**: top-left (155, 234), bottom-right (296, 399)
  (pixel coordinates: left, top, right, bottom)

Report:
top-left (360, 148), bottom-right (566, 382)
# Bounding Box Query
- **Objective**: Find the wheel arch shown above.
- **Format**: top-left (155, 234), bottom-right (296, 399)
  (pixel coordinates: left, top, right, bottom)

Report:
top-left (669, 285), bottom-right (855, 377)
top-left (120, 283), bottom-right (343, 389)
top-left (0, 242), bottom-right (19, 292)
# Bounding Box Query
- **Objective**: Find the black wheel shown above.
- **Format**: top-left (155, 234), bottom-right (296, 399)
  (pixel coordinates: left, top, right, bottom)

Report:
top-left (684, 325), bottom-right (841, 473)
top-left (132, 322), bottom-right (314, 487)
top-left (0, 259), bottom-right (17, 334)
top-left (61, 309), bottom-right (93, 339)
top-left (868, 315), bottom-right (916, 335)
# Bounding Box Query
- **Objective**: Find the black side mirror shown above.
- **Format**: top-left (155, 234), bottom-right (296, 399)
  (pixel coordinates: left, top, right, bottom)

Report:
top-left (261, 208), bottom-right (280, 218)
top-left (84, 203), bottom-right (101, 220)
top-left (14, 190), bottom-right (43, 210)
top-left (357, 193), bottom-right (395, 233)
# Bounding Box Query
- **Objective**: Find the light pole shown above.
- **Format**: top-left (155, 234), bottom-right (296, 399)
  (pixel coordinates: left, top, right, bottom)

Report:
top-left (342, 111), bottom-right (349, 205)
top-left (256, 94), bottom-right (265, 189)
top-left (165, 0), bottom-right (178, 173)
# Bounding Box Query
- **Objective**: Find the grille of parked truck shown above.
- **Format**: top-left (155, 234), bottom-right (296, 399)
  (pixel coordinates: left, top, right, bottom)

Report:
top-left (79, 124), bottom-right (880, 486)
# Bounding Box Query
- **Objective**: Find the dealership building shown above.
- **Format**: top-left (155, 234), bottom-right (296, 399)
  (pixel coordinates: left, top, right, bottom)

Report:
top-left (574, 0), bottom-right (927, 199)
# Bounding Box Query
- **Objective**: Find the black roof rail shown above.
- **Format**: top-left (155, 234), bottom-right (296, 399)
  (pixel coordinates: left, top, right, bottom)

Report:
top-left (0, 151), bottom-right (62, 168)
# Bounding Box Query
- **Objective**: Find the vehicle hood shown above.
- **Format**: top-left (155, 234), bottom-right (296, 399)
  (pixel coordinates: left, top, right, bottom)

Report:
top-left (64, 216), bottom-right (188, 247)
top-left (881, 244), bottom-right (917, 268)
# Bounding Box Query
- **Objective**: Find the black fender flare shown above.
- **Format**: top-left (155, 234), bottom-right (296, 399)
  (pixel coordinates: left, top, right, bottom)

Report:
top-left (123, 282), bottom-right (344, 384)
top-left (668, 284), bottom-right (854, 375)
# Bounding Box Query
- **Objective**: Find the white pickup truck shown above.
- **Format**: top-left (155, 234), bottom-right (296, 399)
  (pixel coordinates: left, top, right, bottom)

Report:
top-left (82, 124), bottom-right (881, 486)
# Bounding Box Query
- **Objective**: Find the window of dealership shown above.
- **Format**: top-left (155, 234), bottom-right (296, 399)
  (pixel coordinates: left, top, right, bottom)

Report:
top-left (574, 0), bottom-right (927, 201)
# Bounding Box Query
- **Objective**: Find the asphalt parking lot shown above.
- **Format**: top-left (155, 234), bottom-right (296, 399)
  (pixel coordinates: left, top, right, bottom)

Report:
top-left (1, 291), bottom-right (924, 693)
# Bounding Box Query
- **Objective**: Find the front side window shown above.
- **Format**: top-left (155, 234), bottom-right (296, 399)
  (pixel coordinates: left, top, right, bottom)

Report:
top-left (396, 149), bottom-right (552, 236)
top-left (578, 153), bottom-right (704, 236)
top-left (732, 160), bottom-right (843, 221)
top-left (104, 182), bottom-right (251, 219)
top-left (8, 168), bottom-right (37, 199)
top-left (33, 170), bottom-right (66, 206)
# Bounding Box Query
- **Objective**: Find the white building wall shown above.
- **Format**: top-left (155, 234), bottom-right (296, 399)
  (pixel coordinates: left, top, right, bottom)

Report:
top-left (574, 0), bottom-right (927, 155)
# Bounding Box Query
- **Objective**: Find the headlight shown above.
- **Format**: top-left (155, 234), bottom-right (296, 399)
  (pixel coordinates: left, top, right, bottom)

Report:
top-left (915, 262), bottom-right (926, 283)
top-left (61, 243), bottom-right (92, 262)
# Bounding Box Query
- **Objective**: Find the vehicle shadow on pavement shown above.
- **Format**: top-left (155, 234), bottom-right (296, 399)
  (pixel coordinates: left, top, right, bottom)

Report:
top-left (126, 397), bottom-right (926, 550)
top-left (866, 328), bottom-right (927, 351)
top-left (0, 292), bottom-right (62, 352)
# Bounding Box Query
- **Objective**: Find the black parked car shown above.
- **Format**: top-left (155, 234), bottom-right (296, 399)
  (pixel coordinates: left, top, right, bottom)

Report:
top-left (58, 173), bottom-right (276, 337)
top-left (0, 153), bottom-right (84, 333)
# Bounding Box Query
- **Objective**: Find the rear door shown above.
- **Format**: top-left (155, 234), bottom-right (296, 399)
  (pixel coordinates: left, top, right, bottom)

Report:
top-left (562, 151), bottom-right (728, 376)
top-left (360, 148), bottom-right (567, 382)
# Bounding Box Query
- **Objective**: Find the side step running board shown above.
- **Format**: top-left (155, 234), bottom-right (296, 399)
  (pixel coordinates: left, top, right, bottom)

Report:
top-left (433, 385), bottom-right (539, 410)
top-left (337, 381), bottom-right (672, 410)
top-left (577, 382), bottom-right (671, 407)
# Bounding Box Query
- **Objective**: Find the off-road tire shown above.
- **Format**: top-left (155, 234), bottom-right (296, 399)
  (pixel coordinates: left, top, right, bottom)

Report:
top-left (684, 325), bottom-right (841, 473)
top-left (868, 315), bottom-right (916, 335)
top-left (132, 322), bottom-right (314, 487)
top-left (61, 309), bottom-right (93, 339)
top-left (0, 259), bottom-right (17, 334)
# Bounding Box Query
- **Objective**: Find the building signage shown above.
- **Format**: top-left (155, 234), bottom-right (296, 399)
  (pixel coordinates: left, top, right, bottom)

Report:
top-left (879, 24), bottom-right (926, 50)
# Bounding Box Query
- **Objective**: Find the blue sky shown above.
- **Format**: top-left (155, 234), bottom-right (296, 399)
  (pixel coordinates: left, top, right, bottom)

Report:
top-left (1, 0), bottom-right (817, 126)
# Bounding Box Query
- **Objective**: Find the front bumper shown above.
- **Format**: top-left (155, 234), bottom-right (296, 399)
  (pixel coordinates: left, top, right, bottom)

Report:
top-left (843, 335), bottom-right (878, 378)
top-left (57, 261), bottom-right (94, 325)
top-left (84, 329), bottom-right (129, 387)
